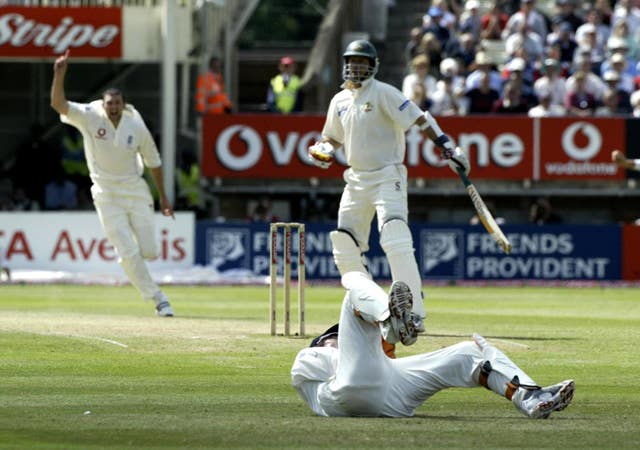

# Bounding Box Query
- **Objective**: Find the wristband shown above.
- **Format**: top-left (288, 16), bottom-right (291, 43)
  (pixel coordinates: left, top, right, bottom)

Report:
top-left (434, 134), bottom-right (453, 151)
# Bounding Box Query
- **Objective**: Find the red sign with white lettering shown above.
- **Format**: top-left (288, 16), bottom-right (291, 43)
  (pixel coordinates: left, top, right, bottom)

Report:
top-left (0, 7), bottom-right (121, 58)
top-left (538, 118), bottom-right (624, 180)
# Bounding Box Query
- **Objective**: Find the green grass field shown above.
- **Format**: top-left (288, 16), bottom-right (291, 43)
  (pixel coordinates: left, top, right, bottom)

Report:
top-left (0, 283), bottom-right (639, 449)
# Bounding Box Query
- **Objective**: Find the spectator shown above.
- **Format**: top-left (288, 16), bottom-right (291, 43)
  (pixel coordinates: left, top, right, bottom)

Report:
top-left (566, 54), bottom-right (606, 101)
top-left (602, 69), bottom-right (632, 113)
top-left (444, 32), bottom-right (477, 74)
top-left (248, 197), bottom-right (279, 222)
top-left (534, 58), bottom-right (567, 108)
top-left (528, 89), bottom-right (566, 117)
top-left (550, 21), bottom-right (580, 65)
top-left (466, 51), bottom-right (502, 93)
top-left (502, 0), bottom-right (548, 43)
top-left (430, 59), bottom-right (467, 116)
top-left (10, 186), bottom-right (39, 211)
top-left (594, 88), bottom-right (624, 116)
top-left (630, 89), bottom-right (640, 116)
top-left (565, 70), bottom-right (597, 116)
top-left (416, 32), bottom-right (443, 75)
top-left (611, 0), bottom-right (640, 39)
top-left (408, 81), bottom-right (433, 111)
top-left (267, 56), bottom-right (303, 114)
top-left (402, 54), bottom-right (437, 99)
top-left (576, 9), bottom-right (610, 54)
top-left (44, 168), bottom-right (78, 210)
top-left (505, 24), bottom-right (544, 63)
top-left (404, 27), bottom-right (424, 70)
top-left (601, 36), bottom-right (637, 78)
top-left (458, 0), bottom-right (482, 42)
top-left (609, 18), bottom-right (639, 62)
top-left (422, 5), bottom-right (451, 49)
top-left (529, 197), bottom-right (563, 224)
top-left (465, 71), bottom-right (500, 114)
top-left (605, 53), bottom-right (635, 93)
top-left (493, 81), bottom-right (530, 114)
top-left (195, 56), bottom-right (232, 114)
top-left (503, 57), bottom-right (538, 107)
top-left (480, 1), bottom-right (509, 40)
top-left (550, 0), bottom-right (584, 33)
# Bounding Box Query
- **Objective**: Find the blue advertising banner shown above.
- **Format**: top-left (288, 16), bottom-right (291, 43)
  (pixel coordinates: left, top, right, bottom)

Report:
top-left (196, 222), bottom-right (622, 281)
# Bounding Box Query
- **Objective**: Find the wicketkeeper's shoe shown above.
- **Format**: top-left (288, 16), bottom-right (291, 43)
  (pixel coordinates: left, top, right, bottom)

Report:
top-left (512, 379), bottom-right (575, 419)
top-left (381, 281), bottom-right (418, 346)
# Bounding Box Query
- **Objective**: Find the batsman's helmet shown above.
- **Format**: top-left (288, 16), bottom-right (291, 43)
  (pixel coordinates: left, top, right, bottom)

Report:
top-left (342, 39), bottom-right (379, 83)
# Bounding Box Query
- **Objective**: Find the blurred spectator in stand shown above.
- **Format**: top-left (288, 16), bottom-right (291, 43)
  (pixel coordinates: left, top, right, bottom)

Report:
top-left (458, 0), bottom-right (482, 42)
top-left (248, 197), bottom-right (279, 222)
top-left (10, 123), bottom-right (59, 209)
top-left (416, 32), bottom-right (443, 76)
top-left (528, 88), bottom-right (566, 116)
top-left (566, 54), bottom-right (606, 101)
top-left (480, 1), bottom-right (509, 40)
top-left (593, 0), bottom-right (613, 26)
top-left (10, 186), bottom-right (39, 211)
top-left (176, 150), bottom-right (205, 218)
top-left (502, 0), bottom-right (548, 43)
top-left (466, 51), bottom-right (503, 93)
top-left (430, 58), bottom-right (467, 116)
top-left (576, 8), bottom-right (610, 54)
top-left (402, 54), bottom-right (437, 99)
top-left (631, 89), bottom-right (640, 116)
top-left (59, 124), bottom-right (91, 204)
top-left (444, 32), bottom-right (477, 74)
top-left (534, 58), bottom-right (566, 108)
top-left (601, 35), bottom-right (637, 78)
top-left (611, 0), bottom-right (640, 39)
top-left (602, 69), bottom-right (632, 113)
top-left (550, 0), bottom-right (584, 33)
top-left (565, 70), bottom-right (597, 116)
top-left (605, 53), bottom-right (635, 92)
top-left (405, 27), bottom-right (424, 71)
top-left (195, 56), bottom-right (232, 115)
top-left (505, 24), bottom-right (544, 64)
top-left (465, 71), bottom-right (500, 114)
top-left (267, 56), bottom-right (303, 114)
top-left (503, 57), bottom-right (538, 106)
top-left (550, 21), bottom-right (579, 65)
top-left (594, 88), bottom-right (624, 116)
top-left (44, 167), bottom-right (78, 210)
top-left (423, 0), bottom-right (458, 33)
top-left (493, 81), bottom-right (530, 114)
top-left (422, 5), bottom-right (451, 49)
top-left (610, 18), bottom-right (639, 61)
top-left (529, 197), bottom-right (563, 224)
top-left (408, 81), bottom-right (433, 111)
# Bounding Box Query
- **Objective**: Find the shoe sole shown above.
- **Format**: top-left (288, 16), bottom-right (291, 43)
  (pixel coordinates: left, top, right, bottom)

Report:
top-left (389, 281), bottom-right (417, 346)
top-left (538, 380), bottom-right (575, 419)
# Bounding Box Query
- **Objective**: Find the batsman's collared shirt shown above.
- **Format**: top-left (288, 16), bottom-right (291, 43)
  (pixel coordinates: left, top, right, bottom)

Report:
top-left (61, 101), bottom-right (161, 197)
top-left (322, 78), bottom-right (423, 171)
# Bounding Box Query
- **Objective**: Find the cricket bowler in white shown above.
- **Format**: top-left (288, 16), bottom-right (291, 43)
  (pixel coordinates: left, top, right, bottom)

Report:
top-left (308, 39), bottom-right (470, 341)
top-left (50, 50), bottom-right (174, 317)
top-left (291, 271), bottom-right (575, 418)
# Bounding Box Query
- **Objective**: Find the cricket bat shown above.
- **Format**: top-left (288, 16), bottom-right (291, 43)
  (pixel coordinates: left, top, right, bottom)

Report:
top-left (456, 168), bottom-right (512, 254)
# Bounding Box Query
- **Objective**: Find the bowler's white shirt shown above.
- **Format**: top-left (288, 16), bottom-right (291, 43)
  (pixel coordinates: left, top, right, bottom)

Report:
top-left (322, 78), bottom-right (423, 171)
top-left (61, 101), bottom-right (161, 196)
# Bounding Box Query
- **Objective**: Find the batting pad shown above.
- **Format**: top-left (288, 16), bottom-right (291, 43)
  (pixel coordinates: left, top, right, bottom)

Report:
top-left (380, 219), bottom-right (425, 318)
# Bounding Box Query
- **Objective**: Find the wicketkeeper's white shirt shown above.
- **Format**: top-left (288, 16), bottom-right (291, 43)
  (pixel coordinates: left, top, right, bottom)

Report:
top-left (61, 101), bottom-right (162, 197)
top-left (322, 78), bottom-right (423, 171)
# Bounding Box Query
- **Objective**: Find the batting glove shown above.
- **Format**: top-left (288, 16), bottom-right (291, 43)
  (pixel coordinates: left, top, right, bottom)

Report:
top-left (442, 146), bottom-right (470, 176)
top-left (308, 141), bottom-right (335, 169)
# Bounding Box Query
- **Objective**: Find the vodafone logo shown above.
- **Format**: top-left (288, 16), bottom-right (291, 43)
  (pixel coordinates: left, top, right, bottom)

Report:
top-left (215, 124), bottom-right (325, 171)
top-left (561, 122), bottom-right (602, 160)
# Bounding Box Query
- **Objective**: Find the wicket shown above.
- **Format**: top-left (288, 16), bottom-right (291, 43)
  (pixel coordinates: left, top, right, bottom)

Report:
top-left (269, 222), bottom-right (305, 336)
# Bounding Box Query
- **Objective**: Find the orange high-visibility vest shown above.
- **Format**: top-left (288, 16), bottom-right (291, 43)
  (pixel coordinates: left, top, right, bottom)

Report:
top-left (195, 71), bottom-right (232, 114)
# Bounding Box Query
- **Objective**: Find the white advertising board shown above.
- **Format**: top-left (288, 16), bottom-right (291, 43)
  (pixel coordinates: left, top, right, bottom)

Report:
top-left (0, 212), bottom-right (194, 273)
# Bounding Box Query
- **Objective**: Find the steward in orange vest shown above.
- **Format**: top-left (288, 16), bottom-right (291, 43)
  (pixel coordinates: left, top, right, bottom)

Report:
top-left (196, 57), bottom-right (232, 114)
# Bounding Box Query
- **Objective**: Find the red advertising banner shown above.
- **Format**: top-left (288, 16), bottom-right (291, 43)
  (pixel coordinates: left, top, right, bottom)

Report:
top-left (622, 224), bottom-right (640, 280)
top-left (538, 118), bottom-right (624, 180)
top-left (0, 7), bottom-right (122, 58)
top-left (201, 114), bottom-right (536, 179)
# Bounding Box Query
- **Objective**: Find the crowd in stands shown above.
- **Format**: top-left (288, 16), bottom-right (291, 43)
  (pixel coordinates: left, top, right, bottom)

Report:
top-left (402, 0), bottom-right (640, 117)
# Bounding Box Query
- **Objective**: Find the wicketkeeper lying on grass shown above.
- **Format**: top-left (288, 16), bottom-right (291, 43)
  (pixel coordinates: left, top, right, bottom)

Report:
top-left (291, 272), bottom-right (575, 418)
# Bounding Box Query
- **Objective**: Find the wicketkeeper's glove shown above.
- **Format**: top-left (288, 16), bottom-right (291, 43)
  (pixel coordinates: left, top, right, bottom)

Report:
top-left (308, 141), bottom-right (335, 169)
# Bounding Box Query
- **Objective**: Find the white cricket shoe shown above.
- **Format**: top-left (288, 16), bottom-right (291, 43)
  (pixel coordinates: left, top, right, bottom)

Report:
top-left (512, 379), bottom-right (575, 419)
top-left (381, 281), bottom-right (418, 346)
top-left (153, 291), bottom-right (174, 317)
